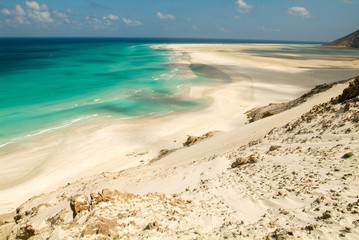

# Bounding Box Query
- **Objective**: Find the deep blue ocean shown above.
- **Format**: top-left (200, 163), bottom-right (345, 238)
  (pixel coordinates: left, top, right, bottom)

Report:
top-left (0, 37), bottom-right (323, 147)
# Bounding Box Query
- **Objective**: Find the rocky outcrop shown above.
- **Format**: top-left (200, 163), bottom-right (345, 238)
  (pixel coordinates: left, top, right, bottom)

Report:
top-left (332, 76), bottom-right (359, 103)
top-left (8, 189), bottom-right (189, 239)
top-left (81, 217), bottom-right (118, 237)
top-left (15, 225), bottom-right (36, 239)
top-left (90, 188), bottom-right (121, 205)
top-left (246, 77), bottom-right (352, 122)
top-left (325, 29), bottom-right (359, 48)
top-left (183, 131), bottom-right (222, 147)
top-left (70, 195), bottom-right (90, 218)
top-left (150, 148), bottom-right (178, 163)
top-left (231, 152), bottom-right (261, 168)
top-left (150, 131), bottom-right (222, 163)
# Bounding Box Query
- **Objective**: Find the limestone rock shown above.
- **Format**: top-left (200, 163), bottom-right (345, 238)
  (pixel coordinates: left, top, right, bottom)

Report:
top-left (100, 188), bottom-right (116, 202)
top-left (247, 152), bottom-right (261, 163)
top-left (70, 195), bottom-right (90, 218)
top-left (81, 218), bottom-right (118, 237)
top-left (184, 131), bottom-right (221, 147)
top-left (184, 136), bottom-right (200, 147)
top-left (332, 77), bottom-right (359, 103)
top-left (16, 225), bottom-right (36, 239)
top-left (91, 189), bottom-right (121, 205)
top-left (266, 228), bottom-right (295, 240)
top-left (269, 145), bottom-right (282, 151)
top-left (231, 152), bottom-right (261, 168)
top-left (144, 221), bottom-right (159, 231)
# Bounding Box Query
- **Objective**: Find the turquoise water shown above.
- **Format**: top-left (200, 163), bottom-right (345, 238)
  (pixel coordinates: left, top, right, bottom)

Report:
top-left (0, 38), bottom-right (214, 146)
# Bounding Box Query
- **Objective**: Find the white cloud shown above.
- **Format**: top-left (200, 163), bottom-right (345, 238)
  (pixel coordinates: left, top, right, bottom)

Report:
top-left (5, 4), bottom-right (29, 25)
top-left (25, 1), bottom-right (41, 10)
top-left (258, 26), bottom-right (280, 33)
top-left (107, 14), bottom-right (119, 21)
top-left (25, 1), bottom-right (48, 11)
top-left (193, 25), bottom-right (198, 31)
top-left (342, 0), bottom-right (353, 3)
top-left (287, 6), bottom-right (311, 18)
top-left (157, 12), bottom-right (176, 20)
top-left (234, 15), bottom-right (240, 19)
top-left (86, 14), bottom-right (120, 29)
top-left (122, 18), bottom-right (142, 26)
top-left (14, 16), bottom-right (30, 25)
top-left (236, 0), bottom-right (252, 13)
top-left (1, 8), bottom-right (11, 16)
top-left (15, 4), bottom-right (25, 15)
top-left (53, 10), bottom-right (70, 23)
top-left (28, 10), bottom-right (53, 23)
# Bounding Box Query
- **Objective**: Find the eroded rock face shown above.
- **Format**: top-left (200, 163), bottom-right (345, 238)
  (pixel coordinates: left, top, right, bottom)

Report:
top-left (333, 77), bottom-right (359, 103)
top-left (70, 195), bottom-right (90, 218)
top-left (245, 78), bottom-right (351, 123)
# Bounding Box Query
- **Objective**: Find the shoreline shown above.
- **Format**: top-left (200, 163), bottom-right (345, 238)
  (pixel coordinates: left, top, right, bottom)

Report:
top-left (1, 43), bottom-right (359, 215)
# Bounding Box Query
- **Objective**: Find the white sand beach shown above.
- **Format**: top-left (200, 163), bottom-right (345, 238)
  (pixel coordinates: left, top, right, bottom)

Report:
top-left (1, 44), bottom-right (359, 239)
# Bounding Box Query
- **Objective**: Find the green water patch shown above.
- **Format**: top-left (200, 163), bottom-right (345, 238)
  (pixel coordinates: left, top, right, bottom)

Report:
top-left (0, 41), bottom-right (216, 146)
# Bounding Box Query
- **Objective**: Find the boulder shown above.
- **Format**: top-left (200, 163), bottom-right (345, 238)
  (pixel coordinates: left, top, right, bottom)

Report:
top-left (70, 195), bottom-right (90, 218)
top-left (16, 225), bottom-right (36, 239)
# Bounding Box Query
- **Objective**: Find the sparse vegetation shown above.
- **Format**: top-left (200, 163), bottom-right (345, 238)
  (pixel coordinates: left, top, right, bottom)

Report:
top-left (342, 152), bottom-right (354, 159)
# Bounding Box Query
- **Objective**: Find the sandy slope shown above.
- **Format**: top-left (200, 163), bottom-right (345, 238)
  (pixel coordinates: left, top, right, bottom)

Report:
top-left (3, 78), bottom-right (359, 239)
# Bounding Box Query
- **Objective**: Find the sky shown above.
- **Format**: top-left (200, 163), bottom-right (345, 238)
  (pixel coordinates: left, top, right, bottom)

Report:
top-left (0, 0), bottom-right (358, 42)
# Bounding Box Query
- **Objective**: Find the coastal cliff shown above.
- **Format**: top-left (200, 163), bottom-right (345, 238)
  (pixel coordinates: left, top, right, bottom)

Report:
top-left (325, 29), bottom-right (359, 48)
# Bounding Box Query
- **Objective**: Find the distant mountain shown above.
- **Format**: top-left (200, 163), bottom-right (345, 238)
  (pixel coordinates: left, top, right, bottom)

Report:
top-left (325, 29), bottom-right (359, 48)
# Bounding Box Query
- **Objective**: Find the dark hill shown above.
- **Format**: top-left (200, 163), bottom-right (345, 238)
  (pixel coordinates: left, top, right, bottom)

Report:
top-left (325, 29), bottom-right (359, 48)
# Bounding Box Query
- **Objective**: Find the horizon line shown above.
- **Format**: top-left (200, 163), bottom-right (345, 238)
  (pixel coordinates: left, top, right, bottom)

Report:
top-left (0, 36), bottom-right (325, 44)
